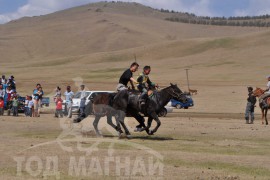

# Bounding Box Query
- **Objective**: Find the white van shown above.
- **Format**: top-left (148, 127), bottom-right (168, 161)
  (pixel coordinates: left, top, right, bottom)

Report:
top-left (71, 91), bottom-right (115, 115)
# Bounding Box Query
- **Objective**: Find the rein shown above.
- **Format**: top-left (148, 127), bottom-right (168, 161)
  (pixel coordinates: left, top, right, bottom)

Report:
top-left (164, 87), bottom-right (183, 99)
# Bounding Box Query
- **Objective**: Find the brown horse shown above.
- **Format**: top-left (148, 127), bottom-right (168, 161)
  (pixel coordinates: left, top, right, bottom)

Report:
top-left (253, 87), bottom-right (270, 125)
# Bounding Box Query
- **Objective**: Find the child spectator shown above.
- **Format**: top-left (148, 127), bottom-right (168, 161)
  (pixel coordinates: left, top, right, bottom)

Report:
top-left (55, 95), bottom-right (63, 118)
top-left (24, 95), bottom-right (29, 117)
top-left (245, 87), bottom-right (257, 124)
top-left (12, 96), bottom-right (19, 116)
top-left (0, 97), bottom-right (4, 115)
top-left (28, 96), bottom-right (34, 117)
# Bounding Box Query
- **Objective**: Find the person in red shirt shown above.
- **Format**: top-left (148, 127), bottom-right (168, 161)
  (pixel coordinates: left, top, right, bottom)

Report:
top-left (0, 97), bottom-right (4, 115)
top-left (55, 95), bottom-right (63, 118)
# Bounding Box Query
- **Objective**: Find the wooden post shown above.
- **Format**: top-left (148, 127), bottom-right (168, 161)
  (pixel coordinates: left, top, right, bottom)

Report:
top-left (185, 69), bottom-right (190, 90)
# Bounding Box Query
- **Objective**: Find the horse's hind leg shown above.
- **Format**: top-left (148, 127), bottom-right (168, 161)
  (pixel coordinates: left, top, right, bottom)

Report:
top-left (265, 109), bottom-right (268, 125)
top-left (107, 115), bottom-right (123, 134)
top-left (93, 116), bottom-right (102, 137)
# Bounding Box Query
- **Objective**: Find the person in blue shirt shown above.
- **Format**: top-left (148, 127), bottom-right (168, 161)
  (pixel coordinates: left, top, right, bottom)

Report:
top-left (33, 84), bottom-right (44, 117)
top-left (64, 86), bottom-right (74, 116)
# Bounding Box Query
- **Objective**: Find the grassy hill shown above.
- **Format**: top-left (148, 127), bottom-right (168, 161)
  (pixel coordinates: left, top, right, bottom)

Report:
top-left (0, 1), bottom-right (269, 113)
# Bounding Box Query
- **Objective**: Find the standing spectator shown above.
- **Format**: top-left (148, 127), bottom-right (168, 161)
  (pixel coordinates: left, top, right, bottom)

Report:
top-left (54, 86), bottom-right (61, 101)
top-left (0, 84), bottom-right (4, 98)
top-left (12, 96), bottom-right (19, 116)
top-left (7, 76), bottom-right (16, 91)
top-left (33, 84), bottom-right (44, 117)
top-left (64, 86), bottom-right (74, 116)
top-left (28, 96), bottom-right (34, 117)
top-left (6, 86), bottom-right (14, 112)
top-left (55, 95), bottom-right (63, 118)
top-left (24, 95), bottom-right (29, 117)
top-left (0, 97), bottom-right (4, 115)
top-left (79, 85), bottom-right (87, 116)
top-left (245, 87), bottom-right (257, 124)
top-left (1, 75), bottom-right (6, 85)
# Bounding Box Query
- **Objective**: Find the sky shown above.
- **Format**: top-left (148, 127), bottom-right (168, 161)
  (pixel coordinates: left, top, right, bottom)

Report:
top-left (1, 0), bottom-right (270, 24)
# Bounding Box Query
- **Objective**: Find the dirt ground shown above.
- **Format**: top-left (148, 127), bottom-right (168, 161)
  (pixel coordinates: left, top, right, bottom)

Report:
top-left (0, 108), bottom-right (270, 180)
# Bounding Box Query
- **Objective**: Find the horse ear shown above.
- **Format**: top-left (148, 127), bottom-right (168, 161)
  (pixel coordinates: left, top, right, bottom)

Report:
top-left (170, 83), bottom-right (173, 86)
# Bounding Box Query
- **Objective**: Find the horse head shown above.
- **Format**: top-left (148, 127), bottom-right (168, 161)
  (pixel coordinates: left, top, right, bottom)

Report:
top-left (253, 87), bottom-right (265, 97)
top-left (168, 83), bottom-right (188, 103)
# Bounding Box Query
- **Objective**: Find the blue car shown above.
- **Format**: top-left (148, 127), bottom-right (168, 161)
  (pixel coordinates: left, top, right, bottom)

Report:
top-left (171, 95), bottom-right (194, 109)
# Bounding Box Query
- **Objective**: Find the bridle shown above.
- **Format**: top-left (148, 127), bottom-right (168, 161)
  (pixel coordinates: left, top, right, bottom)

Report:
top-left (166, 88), bottom-right (184, 99)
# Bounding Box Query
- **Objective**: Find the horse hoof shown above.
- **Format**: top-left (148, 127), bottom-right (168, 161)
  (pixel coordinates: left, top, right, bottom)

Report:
top-left (149, 130), bottom-right (156, 135)
top-left (134, 127), bottom-right (142, 132)
top-left (126, 134), bottom-right (132, 139)
top-left (117, 131), bottom-right (122, 138)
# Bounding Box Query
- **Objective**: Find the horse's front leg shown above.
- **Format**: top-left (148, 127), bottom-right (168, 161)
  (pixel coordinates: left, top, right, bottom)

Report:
top-left (117, 110), bottom-right (131, 138)
top-left (93, 116), bottom-right (102, 137)
top-left (149, 113), bottom-right (161, 135)
top-left (132, 112), bottom-right (147, 132)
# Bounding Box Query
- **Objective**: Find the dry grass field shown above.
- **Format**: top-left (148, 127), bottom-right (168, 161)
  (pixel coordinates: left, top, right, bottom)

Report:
top-left (0, 2), bottom-right (270, 179)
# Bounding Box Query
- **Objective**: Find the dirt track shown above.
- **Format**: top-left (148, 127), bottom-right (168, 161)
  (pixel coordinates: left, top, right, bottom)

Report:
top-left (1, 111), bottom-right (270, 180)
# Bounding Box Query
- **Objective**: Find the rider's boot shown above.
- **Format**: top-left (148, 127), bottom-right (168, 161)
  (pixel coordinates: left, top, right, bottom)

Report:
top-left (262, 100), bottom-right (269, 109)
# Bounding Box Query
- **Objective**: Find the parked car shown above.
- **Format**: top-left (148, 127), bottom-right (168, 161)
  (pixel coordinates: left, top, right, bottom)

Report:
top-left (71, 91), bottom-right (115, 116)
top-left (41, 97), bottom-right (50, 107)
top-left (170, 95), bottom-right (194, 109)
top-left (17, 96), bottom-right (25, 113)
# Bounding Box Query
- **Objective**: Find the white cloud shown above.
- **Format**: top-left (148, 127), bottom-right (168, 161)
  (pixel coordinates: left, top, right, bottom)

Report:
top-left (234, 0), bottom-right (270, 16)
top-left (0, 0), bottom-right (98, 24)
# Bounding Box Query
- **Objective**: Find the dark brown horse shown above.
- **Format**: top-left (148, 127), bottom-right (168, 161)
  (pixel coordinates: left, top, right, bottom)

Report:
top-left (253, 87), bottom-right (270, 125)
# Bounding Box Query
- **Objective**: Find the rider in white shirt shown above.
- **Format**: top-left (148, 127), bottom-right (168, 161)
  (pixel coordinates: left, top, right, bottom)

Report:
top-left (259, 76), bottom-right (270, 108)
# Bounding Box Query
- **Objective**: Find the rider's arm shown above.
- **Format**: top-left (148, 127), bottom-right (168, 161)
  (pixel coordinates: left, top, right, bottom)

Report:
top-left (130, 77), bottom-right (138, 84)
top-left (147, 77), bottom-right (155, 87)
top-left (130, 77), bottom-right (138, 90)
